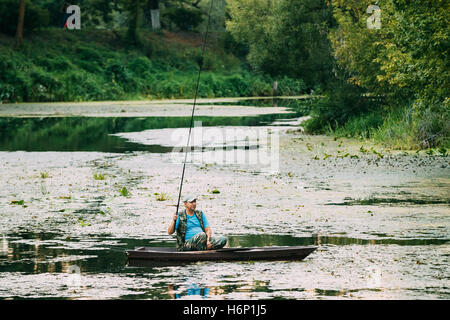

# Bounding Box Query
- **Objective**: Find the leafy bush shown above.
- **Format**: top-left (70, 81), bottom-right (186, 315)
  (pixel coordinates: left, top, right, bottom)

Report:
top-left (304, 81), bottom-right (372, 133)
top-left (164, 7), bottom-right (203, 31)
top-left (39, 56), bottom-right (73, 71)
top-left (0, 28), bottom-right (306, 103)
top-left (128, 56), bottom-right (152, 76)
top-left (276, 77), bottom-right (307, 96)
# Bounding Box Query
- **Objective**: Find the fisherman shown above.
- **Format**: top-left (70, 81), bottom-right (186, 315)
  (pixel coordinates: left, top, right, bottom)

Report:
top-left (168, 195), bottom-right (227, 251)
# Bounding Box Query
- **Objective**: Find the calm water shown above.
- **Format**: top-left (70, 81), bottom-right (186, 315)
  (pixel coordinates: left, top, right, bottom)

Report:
top-left (0, 98), bottom-right (449, 299)
top-left (0, 99), bottom-right (304, 153)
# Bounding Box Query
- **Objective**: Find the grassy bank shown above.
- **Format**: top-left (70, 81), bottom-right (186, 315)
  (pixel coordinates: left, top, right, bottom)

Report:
top-left (0, 28), bottom-right (306, 103)
top-left (304, 104), bottom-right (449, 151)
top-left (292, 77), bottom-right (449, 151)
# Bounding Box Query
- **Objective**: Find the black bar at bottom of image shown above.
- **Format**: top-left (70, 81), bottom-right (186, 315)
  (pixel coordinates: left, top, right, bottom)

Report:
top-left (0, 299), bottom-right (444, 318)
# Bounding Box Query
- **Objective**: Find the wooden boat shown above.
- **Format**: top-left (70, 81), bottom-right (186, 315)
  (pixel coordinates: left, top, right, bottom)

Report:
top-left (126, 246), bottom-right (317, 266)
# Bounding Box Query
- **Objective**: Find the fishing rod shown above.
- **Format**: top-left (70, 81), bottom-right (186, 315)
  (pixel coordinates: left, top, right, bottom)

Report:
top-left (174, 0), bottom-right (215, 216)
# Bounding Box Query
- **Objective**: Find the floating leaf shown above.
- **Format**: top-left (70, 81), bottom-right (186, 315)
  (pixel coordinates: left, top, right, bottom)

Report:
top-left (40, 172), bottom-right (49, 179)
top-left (359, 146), bottom-right (369, 153)
top-left (78, 218), bottom-right (91, 227)
top-left (10, 200), bottom-right (24, 205)
top-left (93, 173), bottom-right (106, 180)
top-left (156, 192), bottom-right (170, 201)
top-left (119, 187), bottom-right (129, 197)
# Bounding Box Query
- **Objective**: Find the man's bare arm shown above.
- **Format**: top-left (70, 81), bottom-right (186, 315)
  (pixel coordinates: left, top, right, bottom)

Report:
top-left (168, 213), bottom-right (177, 235)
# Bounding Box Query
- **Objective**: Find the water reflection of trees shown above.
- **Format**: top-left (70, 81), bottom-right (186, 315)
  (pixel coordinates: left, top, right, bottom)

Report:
top-left (0, 112), bottom-right (300, 152)
top-left (227, 234), bottom-right (448, 247)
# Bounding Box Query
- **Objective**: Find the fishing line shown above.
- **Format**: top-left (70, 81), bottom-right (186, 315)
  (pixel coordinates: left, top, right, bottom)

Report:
top-left (175, 0), bottom-right (215, 216)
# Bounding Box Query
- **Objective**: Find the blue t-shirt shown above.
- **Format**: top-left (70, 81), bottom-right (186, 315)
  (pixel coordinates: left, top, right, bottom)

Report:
top-left (175, 211), bottom-right (210, 241)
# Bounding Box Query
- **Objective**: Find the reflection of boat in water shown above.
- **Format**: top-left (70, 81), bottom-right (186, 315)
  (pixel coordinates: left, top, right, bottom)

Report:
top-left (126, 246), bottom-right (317, 267)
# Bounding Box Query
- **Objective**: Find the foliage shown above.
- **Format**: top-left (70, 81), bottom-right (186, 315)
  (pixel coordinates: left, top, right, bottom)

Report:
top-left (0, 28), bottom-right (304, 103)
top-left (226, 0), bottom-right (334, 89)
top-left (327, 0), bottom-right (449, 148)
top-left (165, 6), bottom-right (203, 31)
top-left (93, 173), bottom-right (106, 180)
top-left (155, 192), bottom-right (171, 201)
top-left (119, 187), bottom-right (130, 197)
top-left (0, 0), bottom-right (49, 35)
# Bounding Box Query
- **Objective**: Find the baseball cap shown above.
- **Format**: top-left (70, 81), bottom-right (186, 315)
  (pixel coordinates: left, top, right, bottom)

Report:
top-left (183, 195), bottom-right (197, 203)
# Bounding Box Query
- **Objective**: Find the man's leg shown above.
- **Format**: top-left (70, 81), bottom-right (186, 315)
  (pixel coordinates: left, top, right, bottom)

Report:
top-left (209, 236), bottom-right (227, 250)
top-left (182, 232), bottom-right (207, 251)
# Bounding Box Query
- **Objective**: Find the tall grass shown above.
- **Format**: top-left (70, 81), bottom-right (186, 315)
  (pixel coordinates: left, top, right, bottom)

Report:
top-left (309, 103), bottom-right (449, 150)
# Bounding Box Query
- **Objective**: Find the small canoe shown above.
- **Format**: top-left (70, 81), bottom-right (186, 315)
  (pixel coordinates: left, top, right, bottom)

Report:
top-left (126, 246), bottom-right (317, 266)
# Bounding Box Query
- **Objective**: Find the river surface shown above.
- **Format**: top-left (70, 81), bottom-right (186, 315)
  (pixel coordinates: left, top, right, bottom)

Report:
top-left (0, 97), bottom-right (449, 299)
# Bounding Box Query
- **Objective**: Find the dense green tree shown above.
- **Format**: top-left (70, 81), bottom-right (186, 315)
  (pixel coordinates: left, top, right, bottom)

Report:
top-left (330, 0), bottom-right (449, 147)
top-left (226, 0), bottom-right (334, 89)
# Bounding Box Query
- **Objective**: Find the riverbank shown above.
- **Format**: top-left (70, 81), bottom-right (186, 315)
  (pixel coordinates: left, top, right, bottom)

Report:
top-left (0, 96), bottom-right (308, 118)
top-left (0, 29), bottom-right (306, 103)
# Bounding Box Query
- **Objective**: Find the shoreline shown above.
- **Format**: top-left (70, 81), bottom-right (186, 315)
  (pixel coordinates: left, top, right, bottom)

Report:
top-left (0, 96), bottom-right (310, 118)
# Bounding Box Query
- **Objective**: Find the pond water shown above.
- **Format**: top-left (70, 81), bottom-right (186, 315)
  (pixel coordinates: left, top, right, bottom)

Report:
top-left (0, 98), bottom-right (449, 299)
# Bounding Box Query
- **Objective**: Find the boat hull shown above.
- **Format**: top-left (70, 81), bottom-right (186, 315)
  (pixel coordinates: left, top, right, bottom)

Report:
top-left (126, 246), bottom-right (317, 266)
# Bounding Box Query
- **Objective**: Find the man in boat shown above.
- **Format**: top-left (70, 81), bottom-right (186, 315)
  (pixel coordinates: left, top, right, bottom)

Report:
top-left (168, 195), bottom-right (227, 251)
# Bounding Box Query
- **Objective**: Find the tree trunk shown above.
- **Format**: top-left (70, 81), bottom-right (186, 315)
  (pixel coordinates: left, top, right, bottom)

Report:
top-left (149, 0), bottom-right (160, 30)
top-left (127, 0), bottom-right (142, 45)
top-left (15, 0), bottom-right (25, 47)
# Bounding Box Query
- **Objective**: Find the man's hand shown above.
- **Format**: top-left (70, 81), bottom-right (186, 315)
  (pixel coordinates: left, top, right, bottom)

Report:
top-left (168, 213), bottom-right (178, 235)
top-left (206, 238), bottom-right (212, 250)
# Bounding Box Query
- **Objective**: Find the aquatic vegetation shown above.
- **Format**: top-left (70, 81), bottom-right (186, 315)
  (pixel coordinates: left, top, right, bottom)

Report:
top-left (119, 187), bottom-right (130, 197)
top-left (40, 171), bottom-right (50, 179)
top-left (323, 153), bottom-right (332, 160)
top-left (359, 146), bottom-right (369, 154)
top-left (155, 192), bottom-right (170, 201)
top-left (10, 200), bottom-right (24, 205)
top-left (93, 173), bottom-right (106, 180)
top-left (78, 217), bottom-right (91, 227)
top-left (425, 148), bottom-right (447, 156)
top-left (97, 208), bottom-right (111, 215)
top-left (211, 189), bottom-right (220, 194)
top-left (370, 147), bottom-right (384, 159)
top-left (438, 147), bottom-right (447, 156)
top-left (336, 153), bottom-right (350, 159)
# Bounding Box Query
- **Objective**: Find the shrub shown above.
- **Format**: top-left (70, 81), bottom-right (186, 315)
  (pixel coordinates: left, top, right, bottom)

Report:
top-left (164, 7), bottom-right (203, 31)
top-left (304, 81), bottom-right (372, 133)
